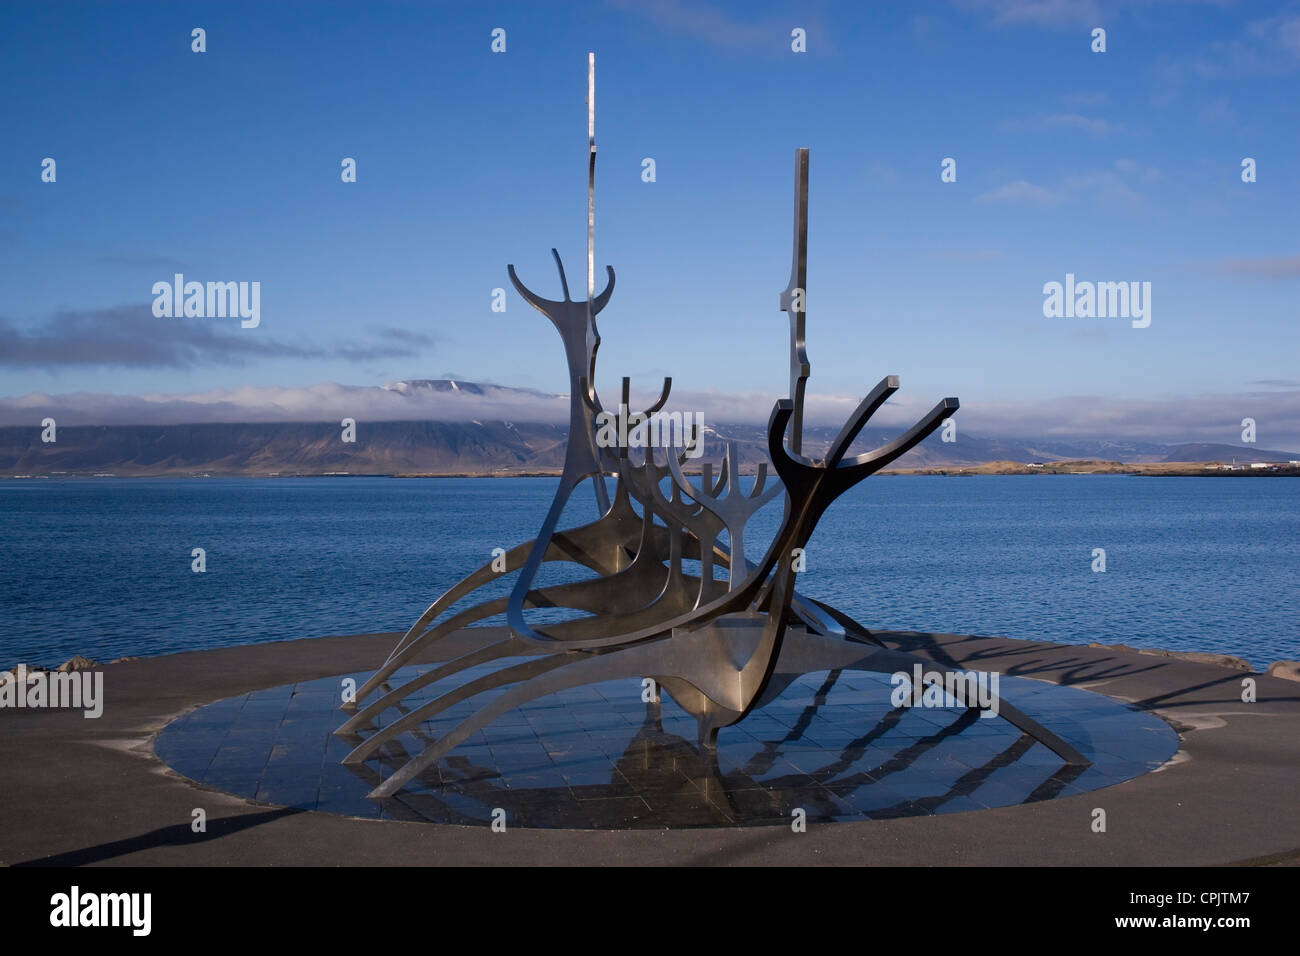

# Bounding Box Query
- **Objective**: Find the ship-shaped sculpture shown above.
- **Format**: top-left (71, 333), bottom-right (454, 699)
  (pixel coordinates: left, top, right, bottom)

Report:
top-left (338, 54), bottom-right (1087, 798)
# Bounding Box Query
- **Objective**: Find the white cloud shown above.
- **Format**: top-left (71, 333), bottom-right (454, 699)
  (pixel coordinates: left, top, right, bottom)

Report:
top-left (1248, 12), bottom-right (1300, 57)
top-left (1061, 169), bottom-right (1145, 207)
top-left (973, 180), bottom-right (1060, 207)
top-left (867, 162), bottom-right (901, 183)
top-left (974, 161), bottom-right (1158, 212)
top-left (954, 389), bottom-right (1300, 448)
top-left (1061, 90), bottom-right (1108, 107)
top-left (605, 0), bottom-right (820, 54)
top-left (1198, 96), bottom-right (1236, 126)
top-left (0, 382), bottom-right (570, 427)
top-left (8, 381), bottom-right (1298, 449)
top-left (1208, 254), bottom-right (1300, 279)
top-left (1004, 113), bottom-right (1120, 137)
top-left (955, 0), bottom-right (1102, 28)
top-left (1113, 158), bottom-right (1161, 183)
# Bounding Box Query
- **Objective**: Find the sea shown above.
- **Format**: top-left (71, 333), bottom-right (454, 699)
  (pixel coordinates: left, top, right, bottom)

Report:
top-left (1, 475), bottom-right (1295, 670)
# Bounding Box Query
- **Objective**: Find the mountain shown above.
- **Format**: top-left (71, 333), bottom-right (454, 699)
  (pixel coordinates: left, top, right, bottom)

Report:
top-left (2, 380), bottom-right (1296, 476)
top-left (383, 379), bottom-right (558, 401)
top-left (1158, 443), bottom-right (1300, 464)
top-left (0, 421), bottom-right (569, 476)
top-left (2, 421), bottom-right (1295, 477)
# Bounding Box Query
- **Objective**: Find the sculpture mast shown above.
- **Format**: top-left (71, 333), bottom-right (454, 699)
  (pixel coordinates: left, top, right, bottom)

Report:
top-left (587, 52), bottom-right (596, 323)
top-left (780, 149), bottom-right (810, 455)
top-left (590, 52), bottom-right (608, 515)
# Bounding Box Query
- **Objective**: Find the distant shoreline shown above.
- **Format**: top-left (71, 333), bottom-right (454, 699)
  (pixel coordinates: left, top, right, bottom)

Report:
top-left (4, 462), bottom-right (1298, 480)
top-left (881, 462), bottom-right (1300, 477)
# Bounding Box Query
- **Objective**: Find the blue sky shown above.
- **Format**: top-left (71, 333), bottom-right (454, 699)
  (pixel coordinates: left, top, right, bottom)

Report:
top-left (1, 0), bottom-right (1298, 445)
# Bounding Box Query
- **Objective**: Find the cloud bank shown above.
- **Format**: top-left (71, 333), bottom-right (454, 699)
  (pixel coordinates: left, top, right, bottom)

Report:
top-left (0, 306), bottom-right (437, 369)
top-left (2, 380), bottom-right (1297, 449)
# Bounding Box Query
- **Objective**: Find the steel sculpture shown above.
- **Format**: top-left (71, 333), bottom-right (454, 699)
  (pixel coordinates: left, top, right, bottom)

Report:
top-left (338, 55), bottom-right (1089, 799)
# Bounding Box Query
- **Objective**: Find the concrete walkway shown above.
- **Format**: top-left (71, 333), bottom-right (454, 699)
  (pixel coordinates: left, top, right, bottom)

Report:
top-left (3, 628), bottom-right (1298, 866)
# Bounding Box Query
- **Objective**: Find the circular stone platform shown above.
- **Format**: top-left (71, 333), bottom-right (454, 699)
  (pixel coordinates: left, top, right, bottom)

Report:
top-left (155, 662), bottom-right (1177, 829)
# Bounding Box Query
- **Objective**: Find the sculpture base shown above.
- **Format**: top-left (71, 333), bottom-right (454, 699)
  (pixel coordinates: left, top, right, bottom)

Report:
top-left (156, 656), bottom-right (1175, 829)
top-left (10, 628), bottom-right (1300, 863)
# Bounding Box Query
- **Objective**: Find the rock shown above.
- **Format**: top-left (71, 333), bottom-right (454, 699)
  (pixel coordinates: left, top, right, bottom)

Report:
top-left (109, 657), bottom-right (141, 664)
top-left (1266, 661), bottom-right (1300, 684)
top-left (0, 664), bottom-right (44, 686)
top-left (56, 655), bottom-right (99, 672)
top-left (1136, 648), bottom-right (1253, 671)
top-left (1087, 642), bottom-right (1250, 670)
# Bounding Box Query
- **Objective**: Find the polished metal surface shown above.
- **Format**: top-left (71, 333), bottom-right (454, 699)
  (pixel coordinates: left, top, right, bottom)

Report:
top-left (167, 665), bottom-right (1170, 828)
top-left (780, 148), bottom-right (810, 456)
top-left (339, 56), bottom-right (1089, 799)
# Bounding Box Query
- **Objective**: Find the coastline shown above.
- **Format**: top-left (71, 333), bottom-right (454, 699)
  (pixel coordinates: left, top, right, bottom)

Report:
top-left (5, 460), bottom-right (1299, 479)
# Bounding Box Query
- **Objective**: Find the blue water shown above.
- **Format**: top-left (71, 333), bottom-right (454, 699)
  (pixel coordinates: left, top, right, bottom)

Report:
top-left (1, 476), bottom-right (1295, 670)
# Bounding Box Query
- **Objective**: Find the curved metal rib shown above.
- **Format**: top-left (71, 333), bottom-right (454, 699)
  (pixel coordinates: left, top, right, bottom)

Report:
top-left (507, 248), bottom-right (614, 313)
top-left (337, 630), bottom-right (528, 735)
top-left (351, 484), bottom-right (648, 706)
top-left (343, 136), bottom-right (1096, 804)
top-left (823, 375), bottom-right (899, 466)
top-left (345, 651), bottom-right (577, 768)
top-left (666, 442), bottom-right (783, 590)
top-left (835, 396), bottom-right (958, 474)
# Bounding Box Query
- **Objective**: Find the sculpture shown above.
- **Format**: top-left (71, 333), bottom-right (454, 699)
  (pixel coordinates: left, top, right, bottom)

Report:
top-left (337, 55), bottom-right (1087, 799)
